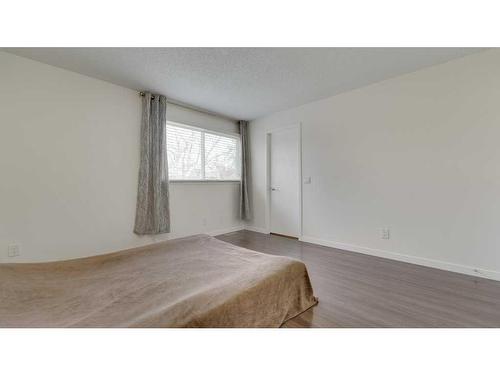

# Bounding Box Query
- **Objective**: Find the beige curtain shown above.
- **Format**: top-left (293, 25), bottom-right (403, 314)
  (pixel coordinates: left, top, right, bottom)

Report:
top-left (134, 92), bottom-right (170, 234)
top-left (238, 120), bottom-right (251, 220)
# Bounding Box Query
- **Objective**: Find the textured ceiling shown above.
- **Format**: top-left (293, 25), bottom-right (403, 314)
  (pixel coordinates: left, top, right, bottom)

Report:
top-left (3, 48), bottom-right (485, 120)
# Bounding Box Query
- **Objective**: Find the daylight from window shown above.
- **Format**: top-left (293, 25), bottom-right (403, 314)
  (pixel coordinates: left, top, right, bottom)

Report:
top-left (166, 123), bottom-right (241, 181)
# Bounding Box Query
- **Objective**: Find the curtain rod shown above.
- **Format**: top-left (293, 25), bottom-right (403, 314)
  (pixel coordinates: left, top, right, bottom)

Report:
top-left (139, 92), bottom-right (237, 122)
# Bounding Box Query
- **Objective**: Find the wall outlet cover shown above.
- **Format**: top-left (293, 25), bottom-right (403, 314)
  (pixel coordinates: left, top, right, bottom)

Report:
top-left (8, 244), bottom-right (20, 257)
top-left (381, 228), bottom-right (390, 240)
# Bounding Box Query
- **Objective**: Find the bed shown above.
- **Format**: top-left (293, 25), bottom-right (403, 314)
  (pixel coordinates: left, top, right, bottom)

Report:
top-left (0, 234), bottom-right (317, 327)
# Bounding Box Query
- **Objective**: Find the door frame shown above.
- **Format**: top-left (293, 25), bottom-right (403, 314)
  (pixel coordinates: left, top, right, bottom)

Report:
top-left (265, 123), bottom-right (303, 239)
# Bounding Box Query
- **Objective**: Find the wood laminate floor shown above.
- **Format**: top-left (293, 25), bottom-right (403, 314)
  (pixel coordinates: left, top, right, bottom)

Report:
top-left (216, 230), bottom-right (500, 327)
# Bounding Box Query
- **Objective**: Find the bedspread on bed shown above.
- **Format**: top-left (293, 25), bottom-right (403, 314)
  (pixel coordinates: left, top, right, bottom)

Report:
top-left (0, 234), bottom-right (317, 327)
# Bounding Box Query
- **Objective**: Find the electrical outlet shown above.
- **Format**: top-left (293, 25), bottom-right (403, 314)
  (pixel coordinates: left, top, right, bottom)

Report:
top-left (8, 244), bottom-right (20, 257)
top-left (380, 228), bottom-right (390, 240)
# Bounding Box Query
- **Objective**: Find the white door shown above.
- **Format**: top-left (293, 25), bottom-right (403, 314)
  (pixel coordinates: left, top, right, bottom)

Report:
top-left (270, 126), bottom-right (300, 238)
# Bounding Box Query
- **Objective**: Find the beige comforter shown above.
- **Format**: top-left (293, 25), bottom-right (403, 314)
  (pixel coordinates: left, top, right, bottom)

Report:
top-left (0, 234), bottom-right (317, 327)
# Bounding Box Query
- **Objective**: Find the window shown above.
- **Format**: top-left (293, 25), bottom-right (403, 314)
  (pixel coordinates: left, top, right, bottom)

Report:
top-left (166, 122), bottom-right (241, 181)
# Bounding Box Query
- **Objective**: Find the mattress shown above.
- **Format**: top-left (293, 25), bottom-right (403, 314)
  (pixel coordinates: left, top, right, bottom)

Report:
top-left (0, 234), bottom-right (318, 327)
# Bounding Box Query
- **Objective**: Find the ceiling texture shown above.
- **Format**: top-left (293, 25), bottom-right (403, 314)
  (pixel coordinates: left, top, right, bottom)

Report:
top-left (3, 48), bottom-right (485, 120)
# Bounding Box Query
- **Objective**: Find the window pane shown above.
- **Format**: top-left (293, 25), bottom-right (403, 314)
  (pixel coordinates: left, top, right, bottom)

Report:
top-left (205, 132), bottom-right (240, 180)
top-left (166, 125), bottom-right (202, 180)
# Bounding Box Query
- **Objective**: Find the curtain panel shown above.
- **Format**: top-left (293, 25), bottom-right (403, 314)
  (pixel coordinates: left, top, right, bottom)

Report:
top-left (238, 120), bottom-right (251, 220)
top-left (134, 92), bottom-right (170, 234)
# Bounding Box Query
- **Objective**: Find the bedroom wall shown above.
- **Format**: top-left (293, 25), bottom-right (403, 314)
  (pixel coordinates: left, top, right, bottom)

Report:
top-left (0, 51), bottom-right (242, 263)
top-left (248, 49), bottom-right (500, 280)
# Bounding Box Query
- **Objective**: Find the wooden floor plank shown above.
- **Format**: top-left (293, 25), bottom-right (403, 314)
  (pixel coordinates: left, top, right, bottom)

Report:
top-left (216, 230), bottom-right (500, 327)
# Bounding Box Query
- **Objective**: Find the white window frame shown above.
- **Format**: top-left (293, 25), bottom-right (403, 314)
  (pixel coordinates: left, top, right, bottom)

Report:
top-left (166, 120), bottom-right (242, 183)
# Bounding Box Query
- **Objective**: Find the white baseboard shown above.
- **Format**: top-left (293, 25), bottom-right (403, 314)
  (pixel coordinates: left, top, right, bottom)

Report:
top-left (300, 235), bottom-right (500, 282)
top-left (206, 225), bottom-right (246, 237)
top-left (244, 226), bottom-right (270, 234)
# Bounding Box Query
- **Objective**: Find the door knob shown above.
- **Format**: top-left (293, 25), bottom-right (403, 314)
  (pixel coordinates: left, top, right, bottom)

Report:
top-left (271, 187), bottom-right (279, 191)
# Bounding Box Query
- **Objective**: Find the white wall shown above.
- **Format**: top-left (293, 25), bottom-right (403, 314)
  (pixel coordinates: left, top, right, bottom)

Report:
top-left (0, 51), bottom-right (242, 263)
top-left (248, 49), bottom-right (500, 280)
